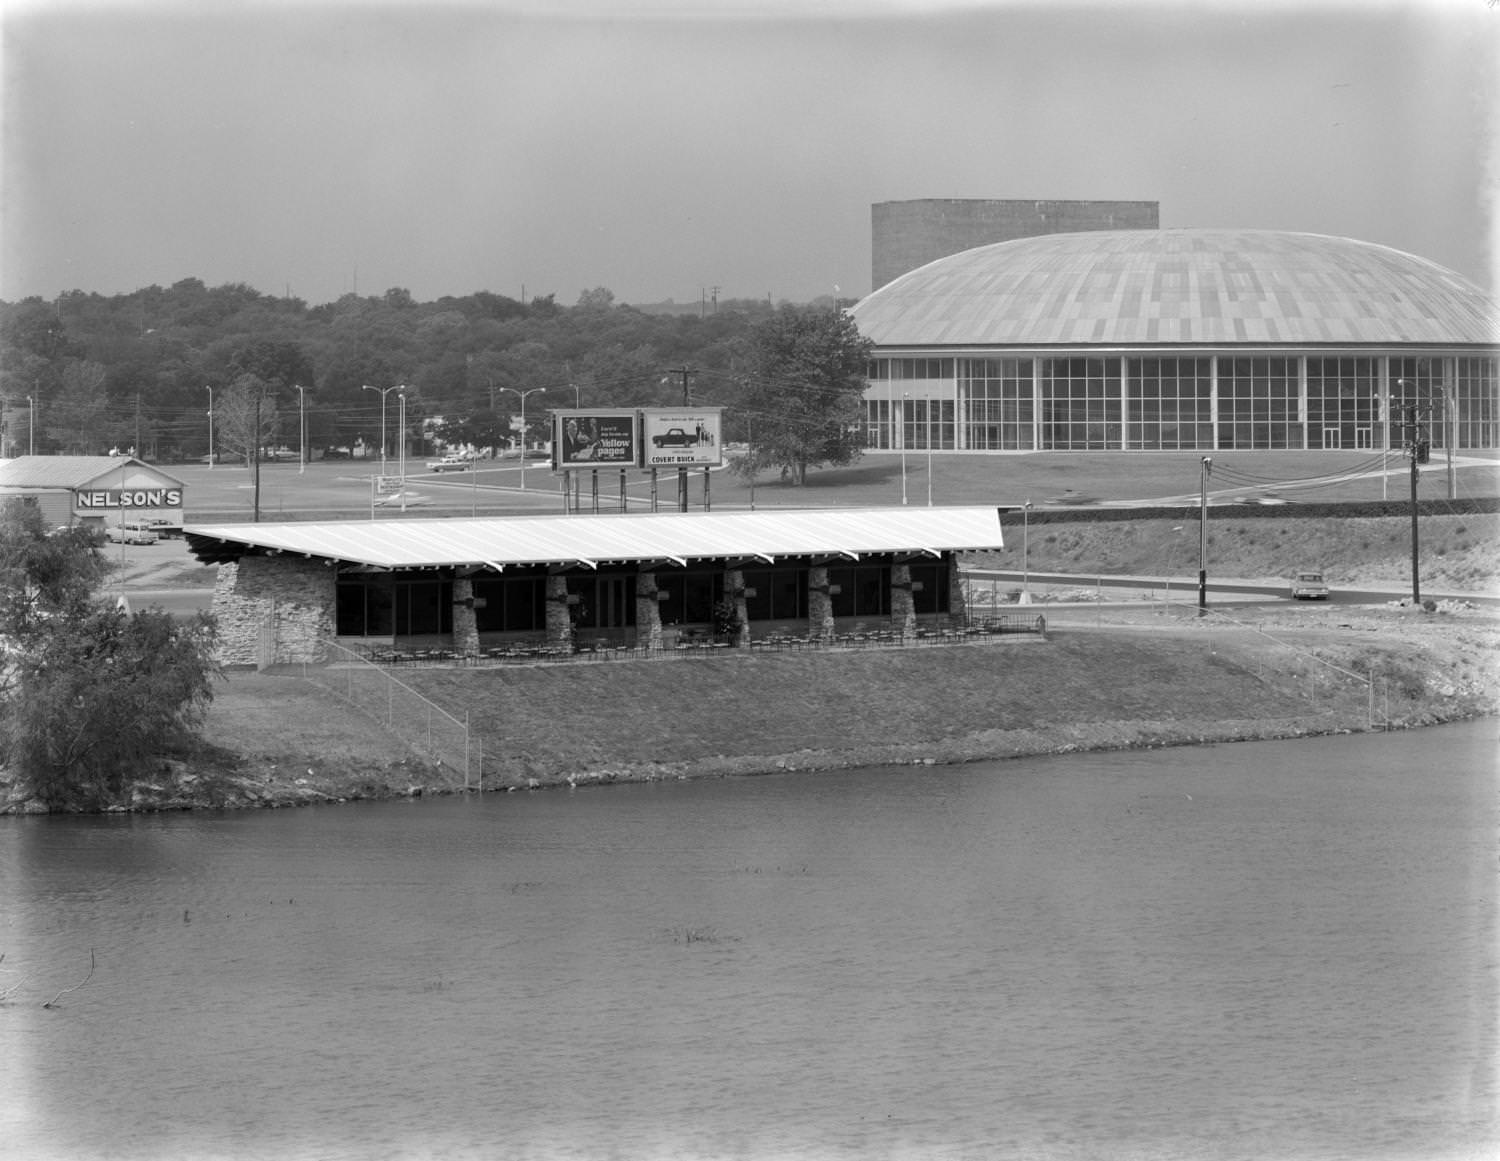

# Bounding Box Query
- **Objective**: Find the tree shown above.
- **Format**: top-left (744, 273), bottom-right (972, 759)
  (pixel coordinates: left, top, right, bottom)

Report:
top-left (0, 501), bottom-right (220, 810)
top-left (4, 608), bottom-right (219, 809)
top-left (214, 374), bottom-right (281, 464)
top-left (0, 505), bottom-right (110, 643)
top-left (734, 305), bottom-right (872, 485)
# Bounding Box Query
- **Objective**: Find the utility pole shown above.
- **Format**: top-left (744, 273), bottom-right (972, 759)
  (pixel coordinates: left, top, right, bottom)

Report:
top-left (1198, 456), bottom-right (1212, 615)
top-left (667, 366), bottom-right (691, 512)
top-left (1395, 379), bottom-right (1424, 605)
top-left (1407, 399), bottom-right (1421, 605)
top-left (252, 389), bottom-right (262, 523)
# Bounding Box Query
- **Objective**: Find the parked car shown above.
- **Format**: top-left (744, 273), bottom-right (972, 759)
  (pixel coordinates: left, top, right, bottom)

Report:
top-left (1290, 570), bottom-right (1331, 600)
top-left (105, 522), bottom-right (160, 546)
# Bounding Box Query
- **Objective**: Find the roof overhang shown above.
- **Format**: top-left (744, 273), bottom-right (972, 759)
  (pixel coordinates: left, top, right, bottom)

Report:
top-left (184, 507), bottom-right (1006, 571)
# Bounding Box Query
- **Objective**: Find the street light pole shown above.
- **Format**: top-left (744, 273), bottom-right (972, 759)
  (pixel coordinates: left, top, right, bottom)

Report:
top-left (295, 385), bottom-right (306, 474)
top-left (27, 395), bottom-right (35, 456)
top-left (901, 392), bottom-right (909, 505)
top-left (205, 385), bottom-right (214, 469)
top-left (1198, 456), bottom-right (1213, 615)
top-left (362, 384), bottom-right (401, 472)
top-left (1021, 499), bottom-right (1033, 601)
top-left (398, 389), bottom-right (408, 512)
top-left (499, 386), bottom-right (546, 490)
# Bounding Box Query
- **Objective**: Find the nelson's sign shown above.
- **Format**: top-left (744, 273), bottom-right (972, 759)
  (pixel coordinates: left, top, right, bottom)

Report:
top-left (76, 488), bottom-right (184, 510)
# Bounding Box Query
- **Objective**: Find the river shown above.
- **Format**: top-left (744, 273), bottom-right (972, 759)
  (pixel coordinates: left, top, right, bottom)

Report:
top-left (2, 721), bottom-right (1496, 1161)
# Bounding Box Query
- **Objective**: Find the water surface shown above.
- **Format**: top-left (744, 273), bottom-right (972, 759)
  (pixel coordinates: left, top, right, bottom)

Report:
top-left (3, 721), bottom-right (1495, 1160)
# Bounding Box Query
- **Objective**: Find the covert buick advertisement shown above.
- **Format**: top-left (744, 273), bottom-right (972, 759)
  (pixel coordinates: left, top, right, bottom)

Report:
top-left (642, 409), bottom-right (722, 468)
top-left (553, 412), bottom-right (639, 468)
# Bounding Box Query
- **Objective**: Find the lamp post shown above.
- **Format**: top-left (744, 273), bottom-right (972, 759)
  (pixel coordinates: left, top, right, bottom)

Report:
top-left (362, 384), bottom-right (402, 471)
top-left (498, 386), bottom-right (546, 490)
top-left (1021, 499), bottom-right (1033, 601)
top-left (900, 392), bottom-right (909, 506)
top-left (205, 385), bottom-right (214, 469)
top-left (926, 425), bottom-right (934, 507)
top-left (1198, 456), bottom-right (1213, 615)
top-left (27, 395), bottom-right (35, 456)
top-left (295, 385), bottom-right (306, 474)
top-left (397, 389), bottom-right (408, 511)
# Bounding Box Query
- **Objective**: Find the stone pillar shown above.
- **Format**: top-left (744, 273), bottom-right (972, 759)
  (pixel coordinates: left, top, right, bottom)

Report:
top-left (635, 570), bottom-right (664, 650)
top-left (544, 574), bottom-right (573, 647)
top-left (808, 565), bottom-right (835, 640)
top-left (891, 562), bottom-right (917, 637)
top-left (946, 557), bottom-right (967, 626)
top-left (210, 556), bottom-right (336, 667)
top-left (452, 577), bottom-right (480, 655)
top-left (724, 567), bottom-right (750, 646)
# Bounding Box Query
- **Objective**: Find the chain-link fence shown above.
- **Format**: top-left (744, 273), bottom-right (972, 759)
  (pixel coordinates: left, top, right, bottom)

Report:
top-left (299, 640), bottom-right (479, 788)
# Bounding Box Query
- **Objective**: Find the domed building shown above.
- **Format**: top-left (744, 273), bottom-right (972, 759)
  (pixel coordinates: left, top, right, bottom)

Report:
top-left (851, 229), bottom-right (1498, 453)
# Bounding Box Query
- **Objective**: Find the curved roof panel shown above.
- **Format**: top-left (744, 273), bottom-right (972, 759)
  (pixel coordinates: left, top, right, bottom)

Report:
top-left (850, 229), bottom-right (1499, 348)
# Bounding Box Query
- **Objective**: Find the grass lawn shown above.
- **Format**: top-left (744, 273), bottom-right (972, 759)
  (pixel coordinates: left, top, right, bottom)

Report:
top-left (170, 449), bottom-right (1500, 525)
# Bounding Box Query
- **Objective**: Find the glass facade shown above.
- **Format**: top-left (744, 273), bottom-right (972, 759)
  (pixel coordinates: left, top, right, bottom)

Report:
top-left (960, 358), bottom-right (1034, 450)
top-left (1220, 356), bottom-right (1300, 449)
top-left (863, 353), bottom-right (1500, 452)
top-left (336, 573), bottom-right (453, 638)
top-left (1127, 357), bottom-right (1212, 450)
top-left (1041, 358), bottom-right (1122, 450)
top-left (1455, 358), bottom-right (1496, 449)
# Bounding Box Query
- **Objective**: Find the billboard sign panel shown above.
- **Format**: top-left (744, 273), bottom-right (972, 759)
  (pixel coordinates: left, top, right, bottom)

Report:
top-left (641, 409), bottom-right (723, 468)
top-left (553, 411), bottom-right (640, 469)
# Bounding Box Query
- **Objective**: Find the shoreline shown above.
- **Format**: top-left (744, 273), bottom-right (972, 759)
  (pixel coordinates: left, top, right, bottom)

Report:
top-left (4, 675), bottom-right (1492, 816)
top-left (5, 597), bottom-right (1496, 817)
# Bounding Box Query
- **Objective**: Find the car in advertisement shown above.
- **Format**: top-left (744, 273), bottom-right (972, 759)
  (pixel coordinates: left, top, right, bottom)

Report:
top-left (641, 409), bottom-right (723, 468)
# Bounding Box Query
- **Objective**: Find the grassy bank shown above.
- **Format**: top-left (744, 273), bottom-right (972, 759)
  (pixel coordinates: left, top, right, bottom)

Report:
top-left (11, 599), bottom-right (1481, 814)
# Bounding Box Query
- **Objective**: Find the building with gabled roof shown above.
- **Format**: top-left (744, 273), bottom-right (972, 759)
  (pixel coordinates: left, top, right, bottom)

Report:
top-left (0, 456), bottom-right (187, 533)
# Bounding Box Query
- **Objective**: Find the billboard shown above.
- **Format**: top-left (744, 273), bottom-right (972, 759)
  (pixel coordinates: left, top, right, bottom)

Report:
top-left (553, 411), bottom-right (640, 469)
top-left (641, 409), bottom-right (723, 468)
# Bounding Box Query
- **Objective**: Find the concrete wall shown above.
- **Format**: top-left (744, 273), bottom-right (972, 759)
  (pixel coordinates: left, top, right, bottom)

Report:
top-left (213, 556), bottom-right (336, 667)
top-left (872, 199), bottom-right (1159, 290)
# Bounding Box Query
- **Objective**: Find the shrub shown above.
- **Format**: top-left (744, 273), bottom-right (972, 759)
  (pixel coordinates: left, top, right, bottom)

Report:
top-left (3, 609), bottom-right (220, 809)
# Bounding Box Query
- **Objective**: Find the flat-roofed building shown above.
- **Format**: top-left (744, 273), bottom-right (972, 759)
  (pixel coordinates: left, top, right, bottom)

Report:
top-left (185, 507), bottom-right (1010, 666)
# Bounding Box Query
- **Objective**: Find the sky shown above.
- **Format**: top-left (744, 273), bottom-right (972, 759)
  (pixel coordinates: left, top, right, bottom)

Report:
top-left (1, 0), bottom-right (1496, 309)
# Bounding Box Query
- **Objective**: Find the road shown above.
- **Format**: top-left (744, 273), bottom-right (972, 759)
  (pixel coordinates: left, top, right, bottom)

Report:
top-left (964, 568), bottom-right (1500, 609)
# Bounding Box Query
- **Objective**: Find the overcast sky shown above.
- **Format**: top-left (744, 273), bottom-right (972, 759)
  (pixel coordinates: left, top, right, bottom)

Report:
top-left (2, 0), bottom-right (1495, 308)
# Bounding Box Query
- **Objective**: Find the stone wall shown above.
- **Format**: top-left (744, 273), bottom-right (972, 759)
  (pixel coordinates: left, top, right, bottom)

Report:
top-left (872, 198), bottom-right (1159, 290)
top-left (213, 556), bottom-right (336, 667)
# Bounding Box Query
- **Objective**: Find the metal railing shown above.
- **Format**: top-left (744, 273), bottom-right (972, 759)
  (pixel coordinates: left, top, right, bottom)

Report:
top-left (341, 613), bottom-right (1047, 670)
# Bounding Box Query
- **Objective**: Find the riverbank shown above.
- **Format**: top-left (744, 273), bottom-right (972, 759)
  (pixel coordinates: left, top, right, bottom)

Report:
top-left (4, 598), bottom-right (1494, 814)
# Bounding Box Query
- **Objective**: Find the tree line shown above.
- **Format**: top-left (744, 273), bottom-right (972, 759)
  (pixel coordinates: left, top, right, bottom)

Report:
top-left (0, 280), bottom-right (871, 484)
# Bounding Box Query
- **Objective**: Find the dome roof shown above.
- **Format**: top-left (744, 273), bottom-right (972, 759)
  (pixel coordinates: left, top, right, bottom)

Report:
top-left (851, 229), bottom-right (1499, 348)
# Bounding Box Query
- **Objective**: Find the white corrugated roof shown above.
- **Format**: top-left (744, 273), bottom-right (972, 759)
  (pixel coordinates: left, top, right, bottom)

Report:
top-left (186, 507), bottom-right (1004, 569)
top-left (0, 456), bottom-right (185, 489)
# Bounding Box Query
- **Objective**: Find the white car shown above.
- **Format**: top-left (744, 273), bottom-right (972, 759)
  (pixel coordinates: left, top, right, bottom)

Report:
top-left (1290, 570), bottom-right (1330, 600)
top-left (105, 522), bottom-right (160, 546)
top-left (428, 455), bottom-right (471, 472)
